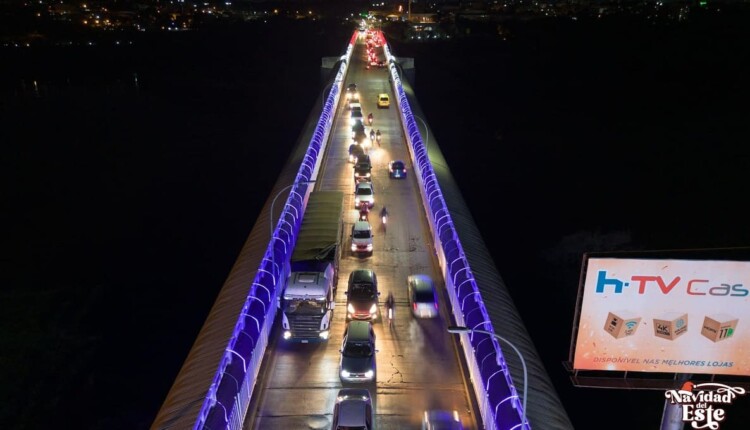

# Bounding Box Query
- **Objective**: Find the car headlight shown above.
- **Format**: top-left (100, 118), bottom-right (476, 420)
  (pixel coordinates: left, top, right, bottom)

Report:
top-left (341, 369), bottom-right (350, 377)
top-left (351, 244), bottom-right (357, 251)
top-left (366, 244), bottom-right (373, 251)
top-left (365, 173), bottom-right (370, 177)
top-left (319, 330), bottom-right (330, 340)
top-left (348, 303), bottom-right (355, 314)
top-left (355, 198), bottom-right (360, 205)
top-left (283, 331), bottom-right (291, 340)
top-left (364, 370), bottom-right (374, 379)
top-left (369, 303), bottom-right (377, 314)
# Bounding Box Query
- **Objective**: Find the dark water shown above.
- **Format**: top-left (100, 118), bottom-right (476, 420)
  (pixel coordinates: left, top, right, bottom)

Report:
top-left (3, 14), bottom-right (750, 430)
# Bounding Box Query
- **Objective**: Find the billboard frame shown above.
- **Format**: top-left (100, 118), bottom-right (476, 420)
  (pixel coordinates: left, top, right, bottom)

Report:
top-left (566, 246), bottom-right (750, 390)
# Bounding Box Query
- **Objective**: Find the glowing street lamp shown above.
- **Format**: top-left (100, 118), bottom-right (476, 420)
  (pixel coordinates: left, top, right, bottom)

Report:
top-left (447, 325), bottom-right (528, 429)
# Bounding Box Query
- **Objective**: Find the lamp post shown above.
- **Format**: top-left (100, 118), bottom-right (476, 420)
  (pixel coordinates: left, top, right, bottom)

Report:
top-left (413, 114), bottom-right (429, 154)
top-left (447, 326), bottom-right (528, 429)
top-left (269, 179), bottom-right (316, 279)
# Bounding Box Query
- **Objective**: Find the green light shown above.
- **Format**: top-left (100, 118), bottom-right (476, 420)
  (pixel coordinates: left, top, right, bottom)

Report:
top-left (699, 0), bottom-right (707, 6)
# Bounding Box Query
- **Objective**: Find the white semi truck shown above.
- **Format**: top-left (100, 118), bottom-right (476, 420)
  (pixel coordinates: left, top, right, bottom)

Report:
top-left (281, 191), bottom-right (344, 342)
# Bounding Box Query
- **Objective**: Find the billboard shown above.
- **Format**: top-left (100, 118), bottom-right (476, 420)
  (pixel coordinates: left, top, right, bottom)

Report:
top-left (571, 257), bottom-right (750, 377)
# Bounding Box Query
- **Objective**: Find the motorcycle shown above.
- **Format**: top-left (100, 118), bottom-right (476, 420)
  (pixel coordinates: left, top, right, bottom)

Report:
top-left (367, 113), bottom-right (373, 126)
top-left (375, 130), bottom-right (382, 145)
top-left (359, 206), bottom-right (370, 222)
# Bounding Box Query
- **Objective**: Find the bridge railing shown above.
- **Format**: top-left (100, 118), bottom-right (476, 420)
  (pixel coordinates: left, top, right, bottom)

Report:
top-left (383, 38), bottom-right (529, 430)
top-left (192, 33), bottom-right (357, 430)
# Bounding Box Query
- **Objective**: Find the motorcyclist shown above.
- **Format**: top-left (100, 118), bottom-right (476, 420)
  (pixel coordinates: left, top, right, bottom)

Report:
top-left (368, 112), bottom-right (373, 125)
top-left (385, 292), bottom-right (395, 324)
top-left (375, 129), bottom-right (382, 145)
top-left (370, 129), bottom-right (375, 142)
top-left (379, 206), bottom-right (388, 222)
top-left (359, 203), bottom-right (370, 221)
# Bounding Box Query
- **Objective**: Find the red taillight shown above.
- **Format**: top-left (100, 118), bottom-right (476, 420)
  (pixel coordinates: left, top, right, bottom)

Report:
top-left (434, 302), bottom-right (439, 310)
top-left (413, 303), bottom-right (417, 311)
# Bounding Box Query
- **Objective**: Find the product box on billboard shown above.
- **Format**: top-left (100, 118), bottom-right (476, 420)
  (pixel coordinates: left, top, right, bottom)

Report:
top-left (653, 312), bottom-right (688, 340)
top-left (701, 314), bottom-right (738, 342)
top-left (604, 311), bottom-right (641, 339)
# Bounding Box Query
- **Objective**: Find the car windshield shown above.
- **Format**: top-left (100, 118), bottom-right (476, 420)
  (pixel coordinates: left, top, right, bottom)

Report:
top-left (353, 229), bottom-right (371, 239)
top-left (350, 283), bottom-right (375, 299)
top-left (343, 342), bottom-right (373, 358)
top-left (380, 96), bottom-right (388, 101)
top-left (415, 289), bottom-right (435, 303)
top-left (392, 162), bottom-right (404, 169)
top-left (356, 187), bottom-right (373, 196)
top-left (337, 426), bottom-right (367, 430)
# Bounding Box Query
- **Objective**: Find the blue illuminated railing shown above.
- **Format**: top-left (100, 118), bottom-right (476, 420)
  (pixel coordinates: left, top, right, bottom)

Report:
top-left (192, 36), bottom-right (356, 430)
top-left (383, 40), bottom-right (529, 430)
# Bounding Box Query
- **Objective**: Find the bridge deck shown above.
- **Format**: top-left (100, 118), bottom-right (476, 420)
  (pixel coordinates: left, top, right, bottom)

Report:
top-left (243, 33), bottom-right (481, 429)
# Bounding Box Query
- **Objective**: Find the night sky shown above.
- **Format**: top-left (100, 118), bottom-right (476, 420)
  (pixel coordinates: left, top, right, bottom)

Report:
top-left (3, 8), bottom-right (750, 430)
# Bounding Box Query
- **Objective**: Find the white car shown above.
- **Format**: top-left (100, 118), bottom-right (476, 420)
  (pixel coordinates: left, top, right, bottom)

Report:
top-left (354, 182), bottom-right (374, 209)
top-left (351, 220), bottom-right (374, 254)
top-left (349, 101), bottom-right (362, 112)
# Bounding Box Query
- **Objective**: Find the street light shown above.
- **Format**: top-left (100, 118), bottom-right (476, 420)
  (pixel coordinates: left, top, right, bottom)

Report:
top-left (269, 179), bottom-right (316, 279)
top-left (447, 326), bottom-right (528, 429)
top-left (413, 114), bottom-right (429, 153)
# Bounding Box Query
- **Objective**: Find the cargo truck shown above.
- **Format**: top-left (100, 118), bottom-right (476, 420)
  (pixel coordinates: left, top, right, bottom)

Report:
top-left (281, 190), bottom-right (344, 342)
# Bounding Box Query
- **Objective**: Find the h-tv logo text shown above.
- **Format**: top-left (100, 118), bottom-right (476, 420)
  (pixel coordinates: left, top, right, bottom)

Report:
top-left (595, 271), bottom-right (748, 297)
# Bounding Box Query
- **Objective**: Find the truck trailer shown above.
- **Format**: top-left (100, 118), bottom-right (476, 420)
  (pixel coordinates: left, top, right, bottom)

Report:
top-left (281, 190), bottom-right (344, 342)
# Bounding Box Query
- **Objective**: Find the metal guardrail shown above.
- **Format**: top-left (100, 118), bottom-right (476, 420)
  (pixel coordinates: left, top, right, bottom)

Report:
top-left (383, 38), bottom-right (529, 430)
top-left (192, 32), bottom-right (357, 430)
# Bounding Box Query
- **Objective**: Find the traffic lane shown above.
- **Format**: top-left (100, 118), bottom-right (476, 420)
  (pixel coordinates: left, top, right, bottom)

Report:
top-left (247, 35), bottom-right (477, 430)
top-left (341, 39), bottom-right (478, 428)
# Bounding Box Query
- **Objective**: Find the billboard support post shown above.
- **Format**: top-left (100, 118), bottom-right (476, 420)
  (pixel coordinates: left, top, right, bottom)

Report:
top-left (660, 373), bottom-right (691, 430)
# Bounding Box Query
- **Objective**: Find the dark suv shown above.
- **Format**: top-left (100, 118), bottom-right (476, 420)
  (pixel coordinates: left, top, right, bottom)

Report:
top-left (339, 321), bottom-right (377, 382)
top-left (345, 269), bottom-right (380, 321)
top-left (354, 155), bottom-right (372, 183)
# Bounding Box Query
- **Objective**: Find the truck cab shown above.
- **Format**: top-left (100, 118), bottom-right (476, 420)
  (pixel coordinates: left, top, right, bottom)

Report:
top-left (282, 263), bottom-right (336, 342)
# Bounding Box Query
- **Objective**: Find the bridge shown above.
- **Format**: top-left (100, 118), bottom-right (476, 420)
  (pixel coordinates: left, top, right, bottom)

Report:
top-left (151, 28), bottom-right (573, 430)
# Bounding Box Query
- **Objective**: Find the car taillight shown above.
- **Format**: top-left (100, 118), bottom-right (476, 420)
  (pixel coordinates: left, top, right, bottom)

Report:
top-left (412, 303), bottom-right (417, 311)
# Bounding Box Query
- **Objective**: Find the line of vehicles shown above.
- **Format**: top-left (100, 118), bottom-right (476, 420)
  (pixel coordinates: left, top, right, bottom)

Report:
top-left (278, 31), bottom-right (464, 429)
